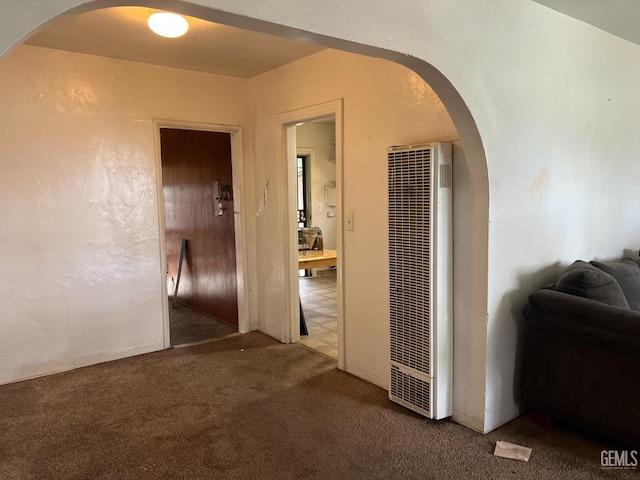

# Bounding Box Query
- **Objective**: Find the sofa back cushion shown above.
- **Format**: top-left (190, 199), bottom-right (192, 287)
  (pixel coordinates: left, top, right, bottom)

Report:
top-left (553, 260), bottom-right (629, 309)
top-left (591, 258), bottom-right (640, 311)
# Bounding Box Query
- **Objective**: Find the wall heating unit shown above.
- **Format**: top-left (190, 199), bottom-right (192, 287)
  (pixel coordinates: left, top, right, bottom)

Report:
top-left (388, 142), bottom-right (453, 420)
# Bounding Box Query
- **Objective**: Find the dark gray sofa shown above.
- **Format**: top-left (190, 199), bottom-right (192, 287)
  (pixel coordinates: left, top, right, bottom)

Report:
top-left (522, 257), bottom-right (640, 448)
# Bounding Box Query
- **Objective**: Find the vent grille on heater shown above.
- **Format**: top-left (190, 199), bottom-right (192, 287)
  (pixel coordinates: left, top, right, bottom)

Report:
top-left (388, 147), bottom-right (431, 377)
top-left (390, 365), bottom-right (431, 416)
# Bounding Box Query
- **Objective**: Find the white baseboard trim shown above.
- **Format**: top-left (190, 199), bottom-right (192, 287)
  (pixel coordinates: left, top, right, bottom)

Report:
top-left (0, 342), bottom-right (166, 386)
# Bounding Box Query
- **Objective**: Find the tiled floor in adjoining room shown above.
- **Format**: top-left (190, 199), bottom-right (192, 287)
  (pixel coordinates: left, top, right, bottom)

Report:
top-left (299, 270), bottom-right (337, 360)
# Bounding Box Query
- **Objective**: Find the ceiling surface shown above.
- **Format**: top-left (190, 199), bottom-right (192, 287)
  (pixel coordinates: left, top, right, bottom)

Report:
top-left (24, 3), bottom-right (640, 79)
top-left (531, 0), bottom-right (640, 45)
top-left (25, 6), bottom-right (325, 78)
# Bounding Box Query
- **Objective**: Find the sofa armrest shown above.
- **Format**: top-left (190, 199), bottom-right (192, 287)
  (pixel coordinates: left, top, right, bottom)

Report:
top-left (524, 289), bottom-right (640, 352)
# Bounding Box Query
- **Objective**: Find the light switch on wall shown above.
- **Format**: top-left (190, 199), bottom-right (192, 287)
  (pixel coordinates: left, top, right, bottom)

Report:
top-left (317, 203), bottom-right (323, 212)
top-left (346, 214), bottom-right (354, 231)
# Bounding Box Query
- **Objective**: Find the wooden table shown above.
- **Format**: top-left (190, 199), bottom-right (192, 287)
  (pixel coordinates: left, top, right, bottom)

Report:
top-left (297, 249), bottom-right (337, 336)
top-left (298, 249), bottom-right (337, 270)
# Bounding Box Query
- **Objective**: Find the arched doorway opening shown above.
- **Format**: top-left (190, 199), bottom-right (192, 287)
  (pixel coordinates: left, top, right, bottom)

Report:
top-left (0, 0), bottom-right (489, 432)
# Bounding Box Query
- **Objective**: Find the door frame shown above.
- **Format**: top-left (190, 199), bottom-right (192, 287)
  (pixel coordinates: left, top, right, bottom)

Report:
top-left (277, 99), bottom-right (345, 369)
top-left (153, 119), bottom-right (250, 348)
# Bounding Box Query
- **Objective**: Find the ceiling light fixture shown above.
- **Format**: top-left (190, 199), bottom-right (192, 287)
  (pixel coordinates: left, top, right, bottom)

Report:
top-left (147, 12), bottom-right (189, 38)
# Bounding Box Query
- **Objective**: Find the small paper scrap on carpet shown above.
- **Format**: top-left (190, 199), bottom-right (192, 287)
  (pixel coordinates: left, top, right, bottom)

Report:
top-left (494, 441), bottom-right (532, 462)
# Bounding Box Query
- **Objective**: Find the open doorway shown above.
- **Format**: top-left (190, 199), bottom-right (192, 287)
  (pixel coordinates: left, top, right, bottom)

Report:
top-left (278, 100), bottom-right (344, 364)
top-left (159, 126), bottom-right (240, 346)
top-left (295, 118), bottom-right (338, 359)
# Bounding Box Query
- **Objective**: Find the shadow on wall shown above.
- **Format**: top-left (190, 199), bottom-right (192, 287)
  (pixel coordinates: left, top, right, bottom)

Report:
top-left (497, 262), bottom-right (564, 413)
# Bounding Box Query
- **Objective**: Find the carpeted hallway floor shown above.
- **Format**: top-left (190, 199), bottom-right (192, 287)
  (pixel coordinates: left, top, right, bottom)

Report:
top-left (169, 299), bottom-right (237, 346)
top-left (0, 332), bottom-right (634, 479)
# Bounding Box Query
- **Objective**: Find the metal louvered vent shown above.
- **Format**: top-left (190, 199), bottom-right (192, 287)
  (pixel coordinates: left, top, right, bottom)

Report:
top-left (388, 142), bottom-right (453, 420)
top-left (388, 146), bottom-right (432, 376)
top-left (390, 364), bottom-right (431, 416)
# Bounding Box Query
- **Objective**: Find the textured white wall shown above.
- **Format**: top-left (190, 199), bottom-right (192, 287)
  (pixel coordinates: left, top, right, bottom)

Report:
top-left (0, 44), bottom-right (250, 384)
top-left (2, 0), bottom-right (640, 433)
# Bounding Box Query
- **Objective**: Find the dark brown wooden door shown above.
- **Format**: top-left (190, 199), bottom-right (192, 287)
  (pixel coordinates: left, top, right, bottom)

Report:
top-left (161, 128), bottom-right (238, 327)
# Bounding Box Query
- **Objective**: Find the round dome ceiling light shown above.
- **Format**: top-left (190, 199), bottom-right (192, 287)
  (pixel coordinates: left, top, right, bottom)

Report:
top-left (147, 12), bottom-right (189, 38)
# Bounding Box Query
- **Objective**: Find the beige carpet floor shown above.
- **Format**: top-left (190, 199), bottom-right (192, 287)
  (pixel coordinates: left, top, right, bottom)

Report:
top-left (169, 299), bottom-right (237, 346)
top-left (0, 332), bottom-right (634, 479)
